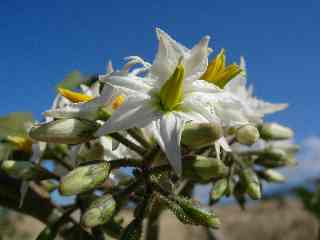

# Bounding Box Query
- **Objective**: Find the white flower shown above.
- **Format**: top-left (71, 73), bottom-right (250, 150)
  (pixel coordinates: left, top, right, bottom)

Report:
top-left (96, 28), bottom-right (243, 174)
top-left (43, 57), bottom-right (150, 121)
top-left (225, 57), bottom-right (288, 123)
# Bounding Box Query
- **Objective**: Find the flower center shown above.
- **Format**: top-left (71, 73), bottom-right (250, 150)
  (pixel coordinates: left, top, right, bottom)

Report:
top-left (201, 49), bottom-right (242, 88)
top-left (159, 61), bottom-right (185, 111)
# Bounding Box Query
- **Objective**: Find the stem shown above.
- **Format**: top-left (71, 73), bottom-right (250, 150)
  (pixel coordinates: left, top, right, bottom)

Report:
top-left (145, 204), bottom-right (161, 240)
top-left (110, 132), bottom-right (146, 156)
top-left (142, 145), bottom-right (160, 168)
top-left (127, 128), bottom-right (151, 149)
top-left (114, 176), bottom-right (144, 205)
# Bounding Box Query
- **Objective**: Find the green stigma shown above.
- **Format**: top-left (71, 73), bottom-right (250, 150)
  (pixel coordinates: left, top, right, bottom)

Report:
top-left (159, 61), bottom-right (185, 111)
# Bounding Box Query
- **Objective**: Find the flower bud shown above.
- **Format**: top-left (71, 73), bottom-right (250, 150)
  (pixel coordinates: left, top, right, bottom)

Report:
top-left (259, 123), bottom-right (293, 140)
top-left (1, 160), bottom-right (55, 180)
top-left (181, 123), bottom-right (222, 149)
top-left (235, 125), bottom-right (260, 145)
top-left (160, 195), bottom-right (194, 224)
top-left (259, 169), bottom-right (286, 183)
top-left (234, 182), bottom-right (246, 209)
top-left (29, 119), bottom-right (99, 144)
top-left (211, 178), bottom-right (228, 200)
top-left (240, 167), bottom-right (261, 200)
top-left (120, 219), bottom-right (142, 240)
top-left (257, 148), bottom-right (297, 168)
top-left (175, 196), bottom-right (220, 228)
top-left (183, 155), bottom-right (228, 181)
top-left (81, 194), bottom-right (116, 228)
top-left (60, 163), bottom-right (110, 196)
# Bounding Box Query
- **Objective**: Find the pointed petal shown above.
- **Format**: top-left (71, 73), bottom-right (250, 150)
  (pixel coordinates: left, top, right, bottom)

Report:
top-left (102, 75), bottom-right (152, 94)
top-left (151, 113), bottom-right (184, 175)
top-left (107, 60), bottom-right (114, 74)
top-left (224, 56), bottom-right (247, 93)
top-left (184, 36), bottom-right (210, 82)
top-left (252, 99), bottom-right (288, 115)
top-left (150, 28), bottom-right (189, 83)
top-left (95, 94), bottom-right (161, 137)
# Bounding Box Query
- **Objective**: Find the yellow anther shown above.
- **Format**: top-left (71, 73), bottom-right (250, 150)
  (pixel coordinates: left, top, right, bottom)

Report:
top-left (7, 136), bottom-right (33, 152)
top-left (112, 95), bottom-right (125, 110)
top-left (201, 49), bottom-right (242, 88)
top-left (58, 88), bottom-right (93, 103)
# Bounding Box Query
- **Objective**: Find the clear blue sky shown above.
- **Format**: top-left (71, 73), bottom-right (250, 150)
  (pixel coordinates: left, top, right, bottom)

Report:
top-left (0, 0), bottom-right (319, 143)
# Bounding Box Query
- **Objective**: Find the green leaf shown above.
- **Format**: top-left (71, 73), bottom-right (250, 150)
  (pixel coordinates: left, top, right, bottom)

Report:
top-left (56, 70), bottom-right (83, 90)
top-left (0, 112), bottom-right (34, 138)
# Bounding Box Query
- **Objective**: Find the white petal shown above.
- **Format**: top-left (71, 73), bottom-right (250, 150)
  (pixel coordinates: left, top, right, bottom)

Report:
top-left (151, 113), bottom-right (184, 175)
top-left (107, 60), bottom-right (114, 74)
top-left (102, 75), bottom-right (152, 94)
top-left (184, 36), bottom-right (210, 82)
top-left (150, 28), bottom-right (189, 83)
top-left (182, 96), bottom-right (220, 123)
top-left (251, 98), bottom-right (288, 115)
top-left (95, 95), bottom-right (161, 137)
top-left (215, 100), bottom-right (249, 127)
top-left (185, 79), bottom-right (222, 94)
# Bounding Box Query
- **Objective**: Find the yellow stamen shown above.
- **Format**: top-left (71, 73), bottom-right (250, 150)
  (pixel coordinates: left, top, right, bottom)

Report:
top-left (58, 88), bottom-right (93, 103)
top-left (7, 136), bottom-right (33, 152)
top-left (201, 49), bottom-right (242, 88)
top-left (112, 95), bottom-right (125, 110)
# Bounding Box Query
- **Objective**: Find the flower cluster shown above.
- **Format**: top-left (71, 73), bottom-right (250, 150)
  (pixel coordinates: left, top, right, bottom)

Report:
top-left (0, 29), bottom-right (297, 239)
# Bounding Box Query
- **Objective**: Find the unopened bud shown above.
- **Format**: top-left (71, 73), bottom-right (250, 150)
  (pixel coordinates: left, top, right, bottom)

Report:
top-left (240, 168), bottom-right (261, 200)
top-left (1, 160), bottom-right (55, 180)
top-left (29, 119), bottom-right (99, 144)
top-left (183, 155), bottom-right (228, 181)
top-left (160, 195), bottom-right (194, 224)
top-left (259, 169), bottom-right (286, 183)
top-left (259, 123), bottom-right (293, 140)
top-left (181, 123), bottom-right (222, 149)
top-left (257, 148), bottom-right (297, 167)
top-left (60, 163), bottom-right (110, 196)
top-left (120, 219), bottom-right (142, 240)
top-left (81, 194), bottom-right (116, 228)
top-left (235, 125), bottom-right (260, 145)
top-left (211, 178), bottom-right (228, 200)
top-left (175, 196), bottom-right (220, 228)
top-left (234, 182), bottom-right (246, 209)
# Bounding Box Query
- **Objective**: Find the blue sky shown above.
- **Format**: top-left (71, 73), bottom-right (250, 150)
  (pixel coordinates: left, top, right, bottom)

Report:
top-left (0, 0), bottom-right (319, 143)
